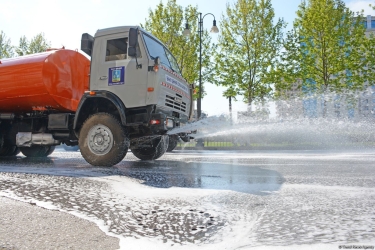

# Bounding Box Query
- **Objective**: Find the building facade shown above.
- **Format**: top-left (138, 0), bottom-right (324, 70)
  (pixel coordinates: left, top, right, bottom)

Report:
top-left (364, 15), bottom-right (375, 37)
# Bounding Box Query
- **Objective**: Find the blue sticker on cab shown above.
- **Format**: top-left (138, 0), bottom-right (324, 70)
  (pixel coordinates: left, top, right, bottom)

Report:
top-left (108, 66), bottom-right (125, 86)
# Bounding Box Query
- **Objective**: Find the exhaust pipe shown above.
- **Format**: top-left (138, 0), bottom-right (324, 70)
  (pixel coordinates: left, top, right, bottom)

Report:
top-left (0, 113), bottom-right (15, 120)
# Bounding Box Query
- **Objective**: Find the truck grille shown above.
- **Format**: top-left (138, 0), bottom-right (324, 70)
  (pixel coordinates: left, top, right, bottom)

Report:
top-left (165, 94), bottom-right (186, 113)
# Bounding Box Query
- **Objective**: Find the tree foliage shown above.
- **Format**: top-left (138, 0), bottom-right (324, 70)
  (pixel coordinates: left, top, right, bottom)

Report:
top-left (142, 0), bottom-right (215, 99)
top-left (1, 32), bottom-right (50, 58)
top-left (15, 36), bottom-right (29, 56)
top-left (275, 0), bottom-right (367, 97)
top-left (362, 32), bottom-right (375, 88)
top-left (16, 33), bottom-right (50, 56)
top-left (366, 3), bottom-right (375, 84)
top-left (210, 0), bottom-right (285, 108)
top-left (0, 31), bottom-right (14, 58)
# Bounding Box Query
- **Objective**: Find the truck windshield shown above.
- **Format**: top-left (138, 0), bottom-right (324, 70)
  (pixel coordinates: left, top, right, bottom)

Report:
top-left (142, 33), bottom-right (182, 75)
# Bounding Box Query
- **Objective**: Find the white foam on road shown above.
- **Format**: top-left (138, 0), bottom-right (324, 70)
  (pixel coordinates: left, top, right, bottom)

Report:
top-left (0, 150), bottom-right (375, 249)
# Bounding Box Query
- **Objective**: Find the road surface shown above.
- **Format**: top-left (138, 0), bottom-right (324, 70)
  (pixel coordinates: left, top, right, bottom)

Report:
top-left (0, 149), bottom-right (374, 250)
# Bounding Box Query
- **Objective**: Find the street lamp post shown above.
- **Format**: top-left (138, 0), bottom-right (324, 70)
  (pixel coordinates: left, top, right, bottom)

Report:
top-left (183, 13), bottom-right (219, 121)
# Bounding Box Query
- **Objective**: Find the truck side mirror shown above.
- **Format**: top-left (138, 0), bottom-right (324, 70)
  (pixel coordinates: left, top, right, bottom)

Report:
top-left (81, 33), bottom-right (94, 57)
top-left (154, 57), bottom-right (160, 65)
top-left (128, 28), bottom-right (138, 57)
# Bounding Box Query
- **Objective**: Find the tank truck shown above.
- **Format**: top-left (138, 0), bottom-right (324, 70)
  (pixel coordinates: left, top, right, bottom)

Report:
top-left (0, 27), bottom-right (193, 166)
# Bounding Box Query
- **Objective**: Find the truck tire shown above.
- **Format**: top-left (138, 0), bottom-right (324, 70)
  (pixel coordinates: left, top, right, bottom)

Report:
top-left (0, 135), bottom-right (20, 157)
top-left (0, 134), bottom-right (3, 149)
top-left (46, 146), bottom-right (56, 156)
top-left (0, 146), bottom-right (19, 156)
top-left (131, 135), bottom-right (169, 160)
top-left (63, 144), bottom-right (79, 151)
top-left (20, 146), bottom-right (54, 157)
top-left (79, 113), bottom-right (128, 167)
top-left (10, 147), bottom-right (21, 156)
top-left (167, 135), bottom-right (178, 152)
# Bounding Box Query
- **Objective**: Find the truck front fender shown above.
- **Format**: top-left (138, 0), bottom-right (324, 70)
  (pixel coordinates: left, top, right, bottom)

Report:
top-left (73, 91), bottom-right (127, 131)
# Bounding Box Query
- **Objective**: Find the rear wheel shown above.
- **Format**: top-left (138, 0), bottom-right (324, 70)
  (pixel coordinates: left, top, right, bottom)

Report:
top-left (63, 144), bottom-right (79, 151)
top-left (0, 146), bottom-right (19, 156)
top-left (79, 113), bottom-right (128, 167)
top-left (131, 135), bottom-right (169, 160)
top-left (9, 147), bottom-right (21, 156)
top-left (167, 135), bottom-right (178, 152)
top-left (20, 146), bottom-right (54, 157)
top-left (0, 133), bottom-right (20, 157)
top-left (46, 146), bottom-right (55, 156)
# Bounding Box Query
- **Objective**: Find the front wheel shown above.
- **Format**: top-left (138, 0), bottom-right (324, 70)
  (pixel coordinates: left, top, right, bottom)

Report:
top-left (20, 146), bottom-right (55, 157)
top-left (131, 135), bottom-right (169, 160)
top-left (167, 135), bottom-right (178, 152)
top-left (79, 113), bottom-right (128, 167)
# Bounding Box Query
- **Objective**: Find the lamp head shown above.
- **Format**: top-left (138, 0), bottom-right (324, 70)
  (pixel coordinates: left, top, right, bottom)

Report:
top-left (183, 23), bottom-right (191, 37)
top-left (211, 20), bottom-right (219, 33)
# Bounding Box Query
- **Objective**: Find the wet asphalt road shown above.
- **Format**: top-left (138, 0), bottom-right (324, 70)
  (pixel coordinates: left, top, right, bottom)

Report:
top-left (0, 149), bottom-right (374, 249)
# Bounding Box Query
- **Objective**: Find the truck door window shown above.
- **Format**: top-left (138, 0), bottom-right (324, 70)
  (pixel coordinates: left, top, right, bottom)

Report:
top-left (105, 37), bottom-right (128, 61)
top-left (142, 33), bottom-right (182, 75)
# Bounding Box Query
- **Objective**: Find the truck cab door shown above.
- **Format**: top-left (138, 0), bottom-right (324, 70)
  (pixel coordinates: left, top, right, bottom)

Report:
top-left (90, 32), bottom-right (148, 108)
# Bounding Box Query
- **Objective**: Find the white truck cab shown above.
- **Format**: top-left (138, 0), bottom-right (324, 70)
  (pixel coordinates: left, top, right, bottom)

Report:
top-left (77, 26), bottom-right (193, 165)
top-left (83, 26), bottom-right (192, 126)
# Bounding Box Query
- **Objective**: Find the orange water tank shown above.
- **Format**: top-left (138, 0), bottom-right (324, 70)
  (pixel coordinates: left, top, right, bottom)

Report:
top-left (0, 49), bottom-right (90, 113)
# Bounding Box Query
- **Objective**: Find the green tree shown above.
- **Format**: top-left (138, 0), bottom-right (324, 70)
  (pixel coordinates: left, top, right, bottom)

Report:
top-left (15, 33), bottom-right (50, 56)
top-left (366, 3), bottom-right (375, 84)
top-left (362, 32), bottom-right (375, 88)
top-left (272, 29), bottom-right (305, 98)
top-left (210, 0), bottom-right (285, 110)
top-left (0, 31), bottom-right (14, 58)
top-left (28, 33), bottom-right (50, 54)
top-left (275, 0), bottom-right (367, 97)
top-left (142, 0), bottom-right (215, 98)
top-left (15, 36), bottom-right (29, 56)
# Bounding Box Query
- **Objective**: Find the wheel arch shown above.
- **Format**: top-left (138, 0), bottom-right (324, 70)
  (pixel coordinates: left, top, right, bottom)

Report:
top-left (73, 91), bottom-right (127, 134)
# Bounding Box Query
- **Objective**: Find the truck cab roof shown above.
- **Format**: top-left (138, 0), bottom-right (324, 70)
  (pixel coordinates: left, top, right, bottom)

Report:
top-left (95, 26), bottom-right (146, 37)
top-left (94, 26), bottom-right (165, 48)
top-left (95, 26), bottom-right (138, 37)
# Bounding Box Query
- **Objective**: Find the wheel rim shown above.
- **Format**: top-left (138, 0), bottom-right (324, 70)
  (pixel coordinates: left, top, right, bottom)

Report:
top-left (87, 124), bottom-right (113, 155)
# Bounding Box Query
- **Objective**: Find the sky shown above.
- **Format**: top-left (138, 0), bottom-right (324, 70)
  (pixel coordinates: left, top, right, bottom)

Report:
top-left (1, 0), bottom-right (374, 117)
